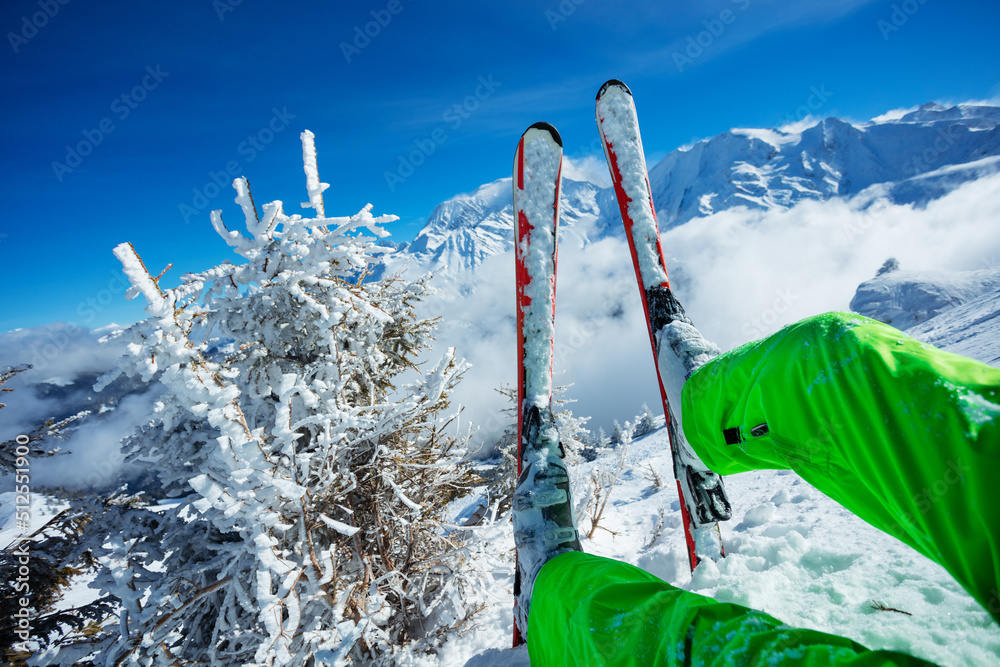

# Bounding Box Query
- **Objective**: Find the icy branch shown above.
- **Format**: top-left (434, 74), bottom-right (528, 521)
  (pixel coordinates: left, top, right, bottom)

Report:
top-left (112, 242), bottom-right (171, 319)
top-left (301, 130), bottom-right (330, 217)
top-left (319, 514), bottom-right (361, 537)
top-left (210, 208), bottom-right (253, 254)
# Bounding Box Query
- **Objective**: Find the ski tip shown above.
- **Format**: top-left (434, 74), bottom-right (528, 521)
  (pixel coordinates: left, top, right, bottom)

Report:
top-left (597, 79), bottom-right (632, 100)
top-left (523, 121), bottom-right (563, 147)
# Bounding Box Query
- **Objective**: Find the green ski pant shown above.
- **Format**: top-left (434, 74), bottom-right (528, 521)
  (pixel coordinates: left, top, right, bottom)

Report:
top-left (528, 312), bottom-right (999, 665)
top-left (681, 312), bottom-right (1000, 627)
top-left (530, 552), bottom-right (934, 666)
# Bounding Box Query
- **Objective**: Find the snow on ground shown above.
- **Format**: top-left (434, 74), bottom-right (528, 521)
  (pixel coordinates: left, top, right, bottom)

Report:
top-left (0, 491), bottom-right (68, 549)
top-left (436, 423), bottom-right (1000, 666)
top-left (8, 427), bottom-right (999, 666)
top-left (6, 259), bottom-right (998, 666)
top-left (910, 288), bottom-right (1000, 367)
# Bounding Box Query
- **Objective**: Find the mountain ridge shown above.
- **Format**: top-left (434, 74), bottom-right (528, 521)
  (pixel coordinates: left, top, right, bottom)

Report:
top-left (393, 101), bottom-right (1000, 278)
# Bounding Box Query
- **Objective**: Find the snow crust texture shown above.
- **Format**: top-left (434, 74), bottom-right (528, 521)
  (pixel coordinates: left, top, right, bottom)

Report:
top-left (514, 126), bottom-right (562, 407)
top-left (596, 83), bottom-right (669, 289)
top-left (433, 421), bottom-right (1000, 666)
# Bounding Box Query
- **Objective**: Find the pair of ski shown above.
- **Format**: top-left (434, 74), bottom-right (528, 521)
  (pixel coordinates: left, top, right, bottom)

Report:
top-left (512, 80), bottom-right (733, 645)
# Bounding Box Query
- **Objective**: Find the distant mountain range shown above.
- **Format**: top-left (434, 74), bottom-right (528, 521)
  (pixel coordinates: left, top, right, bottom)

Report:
top-left (5, 100), bottom-right (999, 488)
top-left (386, 102), bottom-right (1000, 277)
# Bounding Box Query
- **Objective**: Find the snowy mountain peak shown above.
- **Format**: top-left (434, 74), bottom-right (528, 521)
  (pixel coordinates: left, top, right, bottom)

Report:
top-left (401, 175), bottom-right (604, 275)
top-left (396, 100), bottom-right (999, 279)
top-left (888, 102), bottom-right (1000, 127)
top-left (648, 103), bottom-right (1000, 228)
top-left (850, 263), bottom-right (1000, 331)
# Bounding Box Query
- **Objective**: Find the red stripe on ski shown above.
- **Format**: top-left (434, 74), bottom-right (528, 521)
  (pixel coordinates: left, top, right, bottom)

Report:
top-left (514, 136), bottom-right (528, 477)
top-left (551, 150), bottom-right (562, 314)
top-left (597, 80), bottom-right (726, 573)
top-left (606, 131), bottom-right (701, 568)
top-left (512, 134), bottom-right (527, 648)
top-left (602, 141), bottom-right (671, 291)
top-left (512, 123), bottom-right (563, 648)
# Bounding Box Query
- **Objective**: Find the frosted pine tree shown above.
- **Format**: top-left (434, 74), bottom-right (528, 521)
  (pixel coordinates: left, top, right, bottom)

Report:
top-left (633, 403), bottom-right (656, 438)
top-left (87, 132), bottom-right (480, 666)
top-left (610, 419), bottom-right (625, 446)
top-left (552, 384), bottom-right (590, 465)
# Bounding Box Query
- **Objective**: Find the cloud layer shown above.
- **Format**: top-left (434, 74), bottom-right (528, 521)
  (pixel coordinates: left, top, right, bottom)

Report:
top-left (421, 172), bottom-right (1000, 453)
top-left (4, 172), bottom-right (997, 478)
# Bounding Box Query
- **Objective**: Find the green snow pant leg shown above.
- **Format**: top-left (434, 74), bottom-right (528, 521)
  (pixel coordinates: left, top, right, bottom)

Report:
top-left (528, 552), bottom-right (933, 666)
top-left (681, 312), bottom-right (1000, 626)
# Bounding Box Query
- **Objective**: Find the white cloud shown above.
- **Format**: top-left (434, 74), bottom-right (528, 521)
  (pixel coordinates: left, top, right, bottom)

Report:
top-left (0, 322), bottom-right (160, 490)
top-left (561, 155), bottom-right (612, 188)
top-left (30, 389), bottom-right (159, 490)
top-left (0, 324), bottom-right (126, 442)
top-left (420, 172), bottom-right (1000, 452)
top-left (0, 323), bottom-right (123, 385)
top-left (667, 173), bottom-right (1000, 351)
top-left (776, 116), bottom-right (823, 134)
top-left (870, 106), bottom-right (921, 123)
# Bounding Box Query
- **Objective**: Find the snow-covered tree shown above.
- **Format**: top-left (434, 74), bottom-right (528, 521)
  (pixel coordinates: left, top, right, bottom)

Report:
top-left (610, 419), bottom-right (625, 446)
top-left (632, 403), bottom-right (656, 438)
top-left (0, 365), bottom-right (84, 474)
top-left (86, 131), bottom-right (479, 666)
top-left (876, 256), bottom-right (901, 276)
top-left (3, 495), bottom-right (138, 666)
top-left (553, 383), bottom-right (591, 465)
top-left (480, 382), bottom-right (590, 522)
top-left (593, 427), bottom-right (610, 451)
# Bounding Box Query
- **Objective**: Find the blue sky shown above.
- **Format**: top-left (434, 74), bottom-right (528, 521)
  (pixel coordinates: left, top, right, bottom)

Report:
top-left (2, 0), bottom-right (998, 333)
